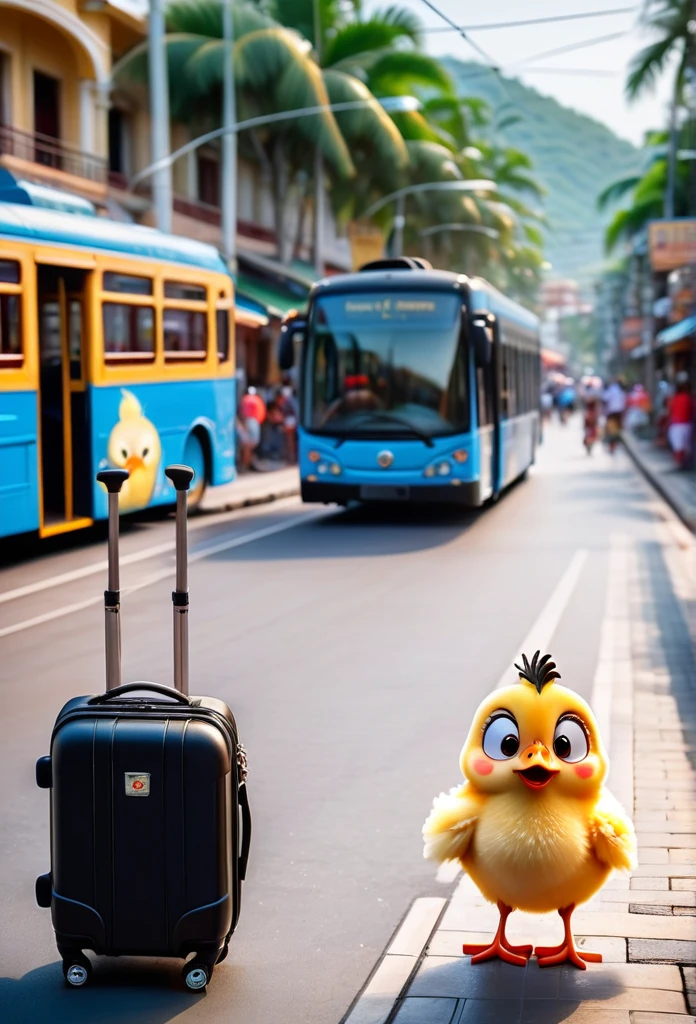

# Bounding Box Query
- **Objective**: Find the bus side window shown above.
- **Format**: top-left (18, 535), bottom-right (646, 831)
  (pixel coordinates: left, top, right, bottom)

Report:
top-left (103, 303), bottom-right (155, 361)
top-left (0, 260), bottom-right (22, 369)
top-left (500, 343), bottom-right (508, 420)
top-left (216, 308), bottom-right (230, 362)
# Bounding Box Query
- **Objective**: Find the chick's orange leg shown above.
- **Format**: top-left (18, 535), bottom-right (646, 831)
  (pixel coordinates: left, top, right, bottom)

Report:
top-left (463, 901), bottom-right (531, 966)
top-left (535, 905), bottom-right (602, 969)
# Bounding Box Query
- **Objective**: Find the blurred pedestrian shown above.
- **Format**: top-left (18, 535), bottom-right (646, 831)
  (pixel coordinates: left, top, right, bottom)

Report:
top-left (557, 381), bottom-right (576, 424)
top-left (655, 377), bottom-right (673, 448)
top-left (667, 373), bottom-right (694, 469)
top-left (279, 381), bottom-right (298, 464)
top-left (583, 397), bottom-right (599, 455)
top-left (603, 377), bottom-right (627, 454)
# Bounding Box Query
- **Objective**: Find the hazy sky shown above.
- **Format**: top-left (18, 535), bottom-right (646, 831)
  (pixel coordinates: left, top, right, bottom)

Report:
top-left (365, 0), bottom-right (674, 147)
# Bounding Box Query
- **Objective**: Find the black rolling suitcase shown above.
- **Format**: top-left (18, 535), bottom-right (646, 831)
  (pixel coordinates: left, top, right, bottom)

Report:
top-left (35, 465), bottom-right (251, 992)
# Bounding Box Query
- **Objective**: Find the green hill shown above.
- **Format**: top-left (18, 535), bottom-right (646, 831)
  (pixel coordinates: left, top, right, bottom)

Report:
top-left (443, 59), bottom-right (642, 288)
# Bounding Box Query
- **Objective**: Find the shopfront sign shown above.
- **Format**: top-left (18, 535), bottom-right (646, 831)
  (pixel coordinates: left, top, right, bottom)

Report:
top-left (649, 219), bottom-right (696, 272)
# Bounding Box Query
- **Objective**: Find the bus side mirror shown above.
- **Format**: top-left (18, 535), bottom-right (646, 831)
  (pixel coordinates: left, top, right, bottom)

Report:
top-left (471, 312), bottom-right (493, 367)
top-left (278, 315), bottom-right (306, 371)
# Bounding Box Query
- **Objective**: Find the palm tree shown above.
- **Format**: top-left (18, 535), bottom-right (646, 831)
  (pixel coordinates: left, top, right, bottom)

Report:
top-left (626, 0), bottom-right (696, 216)
top-left (598, 124), bottom-right (694, 252)
top-left (269, 1), bottom-right (453, 258)
top-left (114, 1), bottom-right (359, 263)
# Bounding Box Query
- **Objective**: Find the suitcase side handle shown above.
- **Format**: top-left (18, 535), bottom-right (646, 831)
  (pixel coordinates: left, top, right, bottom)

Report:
top-left (238, 783), bottom-right (252, 881)
top-left (89, 681), bottom-right (191, 705)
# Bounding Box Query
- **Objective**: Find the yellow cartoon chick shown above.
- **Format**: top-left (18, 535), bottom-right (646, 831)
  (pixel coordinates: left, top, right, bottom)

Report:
top-left (107, 390), bottom-right (161, 512)
top-left (423, 651), bottom-right (636, 970)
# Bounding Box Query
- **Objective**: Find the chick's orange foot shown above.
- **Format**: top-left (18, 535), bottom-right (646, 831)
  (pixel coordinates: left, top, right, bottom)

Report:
top-left (535, 905), bottom-right (602, 970)
top-left (463, 901), bottom-right (532, 966)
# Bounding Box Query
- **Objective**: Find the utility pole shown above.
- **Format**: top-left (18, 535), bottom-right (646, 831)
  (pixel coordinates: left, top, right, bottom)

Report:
top-left (664, 87), bottom-right (679, 219)
top-left (393, 193), bottom-right (405, 257)
top-left (313, 0), bottom-right (324, 277)
top-left (149, 0), bottom-right (172, 233)
top-left (221, 0), bottom-right (237, 272)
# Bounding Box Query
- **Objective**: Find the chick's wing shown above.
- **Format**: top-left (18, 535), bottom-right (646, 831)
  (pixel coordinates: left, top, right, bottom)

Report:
top-left (589, 789), bottom-right (637, 871)
top-left (422, 784), bottom-right (479, 864)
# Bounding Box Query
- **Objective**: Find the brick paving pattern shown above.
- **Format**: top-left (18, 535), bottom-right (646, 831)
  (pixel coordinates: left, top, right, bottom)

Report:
top-left (388, 535), bottom-right (696, 1024)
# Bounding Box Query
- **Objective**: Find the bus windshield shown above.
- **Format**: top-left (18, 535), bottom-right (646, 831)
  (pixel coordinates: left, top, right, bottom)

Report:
top-left (305, 290), bottom-right (468, 439)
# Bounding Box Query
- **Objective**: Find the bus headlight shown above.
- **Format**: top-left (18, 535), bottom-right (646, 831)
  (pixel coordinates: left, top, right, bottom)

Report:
top-left (452, 449), bottom-right (468, 463)
top-left (423, 465), bottom-right (436, 478)
top-left (437, 461), bottom-right (451, 476)
top-left (318, 460), bottom-right (341, 476)
top-left (330, 462), bottom-right (342, 475)
top-left (308, 450), bottom-right (321, 463)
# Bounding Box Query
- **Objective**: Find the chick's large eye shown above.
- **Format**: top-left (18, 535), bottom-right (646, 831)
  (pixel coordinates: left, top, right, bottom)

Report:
top-left (482, 713), bottom-right (520, 760)
top-left (553, 716), bottom-right (589, 763)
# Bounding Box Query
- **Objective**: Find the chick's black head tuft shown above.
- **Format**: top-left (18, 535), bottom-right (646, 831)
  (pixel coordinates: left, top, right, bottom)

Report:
top-left (514, 650), bottom-right (561, 694)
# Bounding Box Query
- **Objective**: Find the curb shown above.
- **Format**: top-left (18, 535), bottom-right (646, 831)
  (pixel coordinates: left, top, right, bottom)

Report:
top-left (622, 432), bottom-right (696, 534)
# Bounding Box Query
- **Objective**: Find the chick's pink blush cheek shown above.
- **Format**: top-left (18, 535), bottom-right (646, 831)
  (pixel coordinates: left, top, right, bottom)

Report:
top-left (575, 764), bottom-right (594, 779)
top-left (474, 758), bottom-right (494, 776)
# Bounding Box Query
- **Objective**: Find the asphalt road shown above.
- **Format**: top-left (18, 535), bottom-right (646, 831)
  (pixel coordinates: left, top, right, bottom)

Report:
top-left (0, 422), bottom-right (687, 1024)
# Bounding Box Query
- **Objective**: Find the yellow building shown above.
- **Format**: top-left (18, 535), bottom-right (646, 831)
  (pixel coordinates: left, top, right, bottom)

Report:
top-left (0, 0), bottom-right (145, 205)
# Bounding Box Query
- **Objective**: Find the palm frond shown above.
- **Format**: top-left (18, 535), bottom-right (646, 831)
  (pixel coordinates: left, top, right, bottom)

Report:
top-left (367, 51), bottom-right (454, 96)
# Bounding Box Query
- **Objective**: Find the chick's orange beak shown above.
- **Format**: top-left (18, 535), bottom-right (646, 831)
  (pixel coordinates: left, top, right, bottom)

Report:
top-left (125, 454), bottom-right (146, 474)
top-left (514, 741), bottom-right (559, 790)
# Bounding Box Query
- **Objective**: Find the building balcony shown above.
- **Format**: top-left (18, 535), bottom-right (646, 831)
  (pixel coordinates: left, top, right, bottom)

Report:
top-left (0, 124), bottom-right (108, 202)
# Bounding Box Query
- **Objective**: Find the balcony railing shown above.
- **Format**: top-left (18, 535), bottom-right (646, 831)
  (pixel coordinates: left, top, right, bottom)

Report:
top-left (0, 124), bottom-right (107, 184)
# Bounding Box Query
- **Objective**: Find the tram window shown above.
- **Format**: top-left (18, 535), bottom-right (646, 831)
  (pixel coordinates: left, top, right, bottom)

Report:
top-left (0, 293), bottom-right (21, 366)
top-left (216, 308), bottom-right (230, 361)
top-left (0, 260), bottom-right (20, 284)
top-left (103, 303), bottom-right (155, 360)
top-left (164, 281), bottom-right (207, 301)
top-left (103, 271), bottom-right (153, 296)
top-left (163, 309), bottom-right (207, 359)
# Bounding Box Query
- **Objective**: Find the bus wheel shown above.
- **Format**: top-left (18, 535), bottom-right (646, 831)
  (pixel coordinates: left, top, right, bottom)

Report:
top-left (184, 432), bottom-right (208, 510)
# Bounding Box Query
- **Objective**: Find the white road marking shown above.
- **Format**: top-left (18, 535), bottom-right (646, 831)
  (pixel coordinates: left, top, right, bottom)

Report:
top-left (0, 508), bottom-right (329, 639)
top-left (435, 860), bottom-right (462, 884)
top-left (0, 496), bottom-right (301, 606)
top-left (495, 547), bottom-right (589, 689)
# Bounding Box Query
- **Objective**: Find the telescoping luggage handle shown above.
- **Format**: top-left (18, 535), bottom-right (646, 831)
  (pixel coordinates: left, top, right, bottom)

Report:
top-left (96, 469), bottom-right (129, 691)
top-left (164, 465), bottom-right (194, 696)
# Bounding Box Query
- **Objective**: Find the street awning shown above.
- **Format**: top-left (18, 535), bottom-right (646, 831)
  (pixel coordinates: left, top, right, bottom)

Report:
top-left (656, 315), bottom-right (696, 348)
top-left (236, 292), bottom-right (270, 328)
top-left (236, 272), bottom-right (309, 319)
top-left (0, 169), bottom-right (95, 216)
top-left (541, 348), bottom-right (565, 368)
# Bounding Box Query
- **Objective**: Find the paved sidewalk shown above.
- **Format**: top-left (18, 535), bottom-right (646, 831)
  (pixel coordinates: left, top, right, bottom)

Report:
top-left (623, 432), bottom-right (696, 534)
top-left (200, 466), bottom-right (300, 512)
top-left (346, 528), bottom-right (696, 1024)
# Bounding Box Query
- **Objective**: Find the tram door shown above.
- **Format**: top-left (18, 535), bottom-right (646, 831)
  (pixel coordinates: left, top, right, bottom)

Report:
top-left (37, 265), bottom-right (92, 535)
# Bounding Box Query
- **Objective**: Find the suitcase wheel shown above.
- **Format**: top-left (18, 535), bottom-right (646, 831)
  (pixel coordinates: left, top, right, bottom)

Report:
top-left (183, 962), bottom-right (209, 991)
top-left (62, 954), bottom-right (92, 988)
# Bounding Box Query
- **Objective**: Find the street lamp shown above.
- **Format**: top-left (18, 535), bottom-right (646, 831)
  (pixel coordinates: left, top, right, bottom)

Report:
top-left (130, 95), bottom-right (421, 268)
top-left (418, 223), bottom-right (500, 240)
top-left (360, 180), bottom-right (498, 257)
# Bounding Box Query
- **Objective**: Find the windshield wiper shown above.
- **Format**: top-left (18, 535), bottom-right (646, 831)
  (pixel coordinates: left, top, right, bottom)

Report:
top-left (342, 411), bottom-right (435, 447)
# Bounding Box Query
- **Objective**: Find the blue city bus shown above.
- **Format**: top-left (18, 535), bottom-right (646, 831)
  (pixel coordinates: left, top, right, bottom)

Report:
top-left (280, 258), bottom-right (540, 506)
top-left (0, 203), bottom-right (236, 540)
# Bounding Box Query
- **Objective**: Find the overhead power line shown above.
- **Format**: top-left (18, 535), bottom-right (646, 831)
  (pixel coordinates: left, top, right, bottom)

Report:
top-left (418, 0), bottom-right (501, 69)
top-left (521, 68), bottom-right (619, 77)
top-left (508, 31), bottom-right (628, 69)
top-left (422, 7), bottom-right (637, 34)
